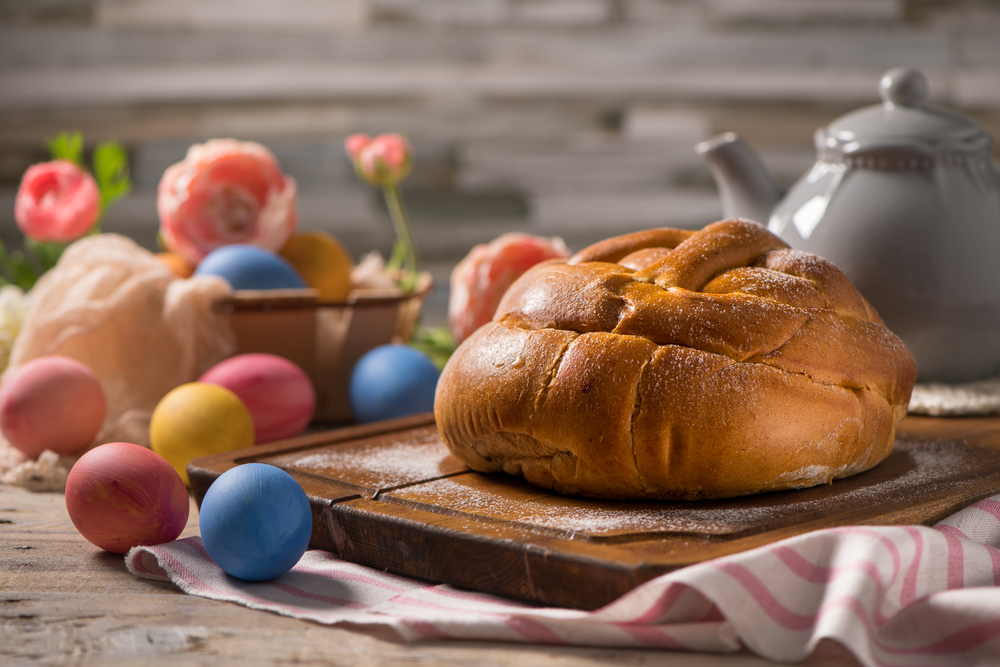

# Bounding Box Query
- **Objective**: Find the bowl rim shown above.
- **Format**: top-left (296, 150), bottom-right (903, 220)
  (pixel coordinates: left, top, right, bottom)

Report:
top-left (213, 272), bottom-right (433, 313)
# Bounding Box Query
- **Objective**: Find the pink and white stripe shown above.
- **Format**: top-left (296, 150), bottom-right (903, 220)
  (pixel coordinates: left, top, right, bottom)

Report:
top-left (127, 495), bottom-right (1000, 665)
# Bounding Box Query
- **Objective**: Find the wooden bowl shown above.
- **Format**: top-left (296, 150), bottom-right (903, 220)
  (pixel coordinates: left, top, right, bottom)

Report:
top-left (214, 272), bottom-right (432, 423)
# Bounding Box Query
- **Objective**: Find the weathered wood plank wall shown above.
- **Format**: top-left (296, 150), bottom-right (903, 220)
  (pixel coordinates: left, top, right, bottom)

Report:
top-left (1, 0), bottom-right (999, 268)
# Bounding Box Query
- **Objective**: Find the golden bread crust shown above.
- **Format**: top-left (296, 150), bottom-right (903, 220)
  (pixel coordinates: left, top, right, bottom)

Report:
top-left (434, 219), bottom-right (917, 500)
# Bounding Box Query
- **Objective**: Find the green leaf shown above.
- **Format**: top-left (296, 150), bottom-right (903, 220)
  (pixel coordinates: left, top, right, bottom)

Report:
top-left (0, 240), bottom-right (22, 288)
top-left (47, 131), bottom-right (85, 167)
top-left (0, 239), bottom-right (47, 290)
top-left (24, 238), bottom-right (66, 273)
top-left (0, 240), bottom-right (11, 284)
top-left (8, 250), bottom-right (39, 291)
top-left (409, 325), bottom-right (455, 370)
top-left (92, 140), bottom-right (132, 220)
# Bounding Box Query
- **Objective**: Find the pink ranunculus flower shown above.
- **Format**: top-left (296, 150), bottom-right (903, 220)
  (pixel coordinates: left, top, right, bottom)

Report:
top-left (14, 160), bottom-right (101, 243)
top-left (157, 139), bottom-right (297, 266)
top-left (345, 133), bottom-right (413, 187)
top-left (449, 232), bottom-right (571, 345)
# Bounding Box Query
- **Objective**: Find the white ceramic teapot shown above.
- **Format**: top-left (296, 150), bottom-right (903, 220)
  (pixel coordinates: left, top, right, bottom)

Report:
top-left (697, 67), bottom-right (1000, 383)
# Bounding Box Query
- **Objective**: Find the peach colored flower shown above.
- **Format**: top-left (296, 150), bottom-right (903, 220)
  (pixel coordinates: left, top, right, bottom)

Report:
top-left (14, 160), bottom-right (100, 243)
top-left (345, 133), bottom-right (413, 187)
top-left (157, 139), bottom-right (297, 265)
top-left (449, 233), bottom-right (570, 345)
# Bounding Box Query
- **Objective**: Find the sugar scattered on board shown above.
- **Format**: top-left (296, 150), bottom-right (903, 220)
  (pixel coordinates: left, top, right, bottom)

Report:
top-left (288, 429), bottom-right (452, 485)
top-left (387, 437), bottom-right (981, 539)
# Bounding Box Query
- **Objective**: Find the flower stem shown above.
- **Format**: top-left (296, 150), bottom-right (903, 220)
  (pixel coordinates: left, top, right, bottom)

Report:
top-left (382, 183), bottom-right (419, 292)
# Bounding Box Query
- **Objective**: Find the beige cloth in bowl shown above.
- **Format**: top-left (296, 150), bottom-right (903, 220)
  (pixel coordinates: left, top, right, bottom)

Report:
top-left (0, 234), bottom-right (234, 490)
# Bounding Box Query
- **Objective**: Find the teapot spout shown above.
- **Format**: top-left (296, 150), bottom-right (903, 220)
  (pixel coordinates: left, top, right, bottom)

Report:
top-left (696, 133), bottom-right (784, 225)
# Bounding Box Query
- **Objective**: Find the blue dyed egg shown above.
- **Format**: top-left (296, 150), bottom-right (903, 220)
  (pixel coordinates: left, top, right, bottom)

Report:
top-left (349, 344), bottom-right (440, 423)
top-left (195, 244), bottom-right (306, 291)
top-left (199, 463), bottom-right (312, 581)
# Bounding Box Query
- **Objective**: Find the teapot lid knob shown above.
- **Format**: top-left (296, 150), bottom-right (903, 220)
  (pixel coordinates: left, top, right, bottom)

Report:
top-left (879, 67), bottom-right (929, 108)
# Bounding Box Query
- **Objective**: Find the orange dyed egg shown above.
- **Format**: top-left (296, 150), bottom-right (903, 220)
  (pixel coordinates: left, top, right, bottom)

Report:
top-left (156, 251), bottom-right (195, 278)
top-left (279, 231), bottom-right (353, 302)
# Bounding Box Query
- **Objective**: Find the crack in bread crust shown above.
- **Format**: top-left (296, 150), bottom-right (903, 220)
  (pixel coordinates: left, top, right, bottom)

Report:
top-left (434, 219), bottom-right (917, 501)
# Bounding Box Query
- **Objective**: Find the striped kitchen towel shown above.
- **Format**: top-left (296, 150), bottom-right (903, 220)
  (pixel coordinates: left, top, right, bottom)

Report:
top-left (127, 495), bottom-right (1000, 665)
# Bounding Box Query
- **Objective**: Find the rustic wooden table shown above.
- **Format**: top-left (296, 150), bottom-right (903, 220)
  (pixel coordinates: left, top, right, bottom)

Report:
top-left (0, 483), bottom-right (864, 666)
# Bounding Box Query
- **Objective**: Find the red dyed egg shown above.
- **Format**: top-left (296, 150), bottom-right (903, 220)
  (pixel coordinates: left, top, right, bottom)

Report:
top-left (0, 355), bottom-right (106, 458)
top-left (65, 442), bottom-right (189, 554)
top-left (199, 353), bottom-right (315, 443)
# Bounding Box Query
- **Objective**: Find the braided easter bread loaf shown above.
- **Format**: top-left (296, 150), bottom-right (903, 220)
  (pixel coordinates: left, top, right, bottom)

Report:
top-left (434, 219), bottom-right (917, 500)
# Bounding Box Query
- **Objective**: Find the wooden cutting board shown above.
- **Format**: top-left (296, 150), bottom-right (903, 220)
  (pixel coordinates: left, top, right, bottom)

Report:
top-left (187, 413), bottom-right (1000, 610)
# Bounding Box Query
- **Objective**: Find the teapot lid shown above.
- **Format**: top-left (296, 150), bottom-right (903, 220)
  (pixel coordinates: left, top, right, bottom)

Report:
top-left (817, 67), bottom-right (992, 161)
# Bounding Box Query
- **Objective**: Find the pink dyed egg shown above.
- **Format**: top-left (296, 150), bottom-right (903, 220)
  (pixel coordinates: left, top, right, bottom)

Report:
top-left (65, 442), bottom-right (190, 554)
top-left (0, 356), bottom-right (106, 458)
top-left (199, 353), bottom-right (315, 443)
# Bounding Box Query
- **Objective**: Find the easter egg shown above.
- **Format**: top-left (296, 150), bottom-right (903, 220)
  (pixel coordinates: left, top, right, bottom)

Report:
top-left (194, 244), bottom-right (306, 291)
top-left (279, 231), bottom-right (354, 302)
top-left (199, 354), bottom-right (316, 444)
top-left (349, 344), bottom-right (440, 423)
top-left (155, 251), bottom-right (195, 278)
top-left (0, 355), bottom-right (106, 458)
top-left (149, 383), bottom-right (255, 485)
top-left (65, 442), bottom-right (189, 554)
top-left (199, 463), bottom-right (311, 581)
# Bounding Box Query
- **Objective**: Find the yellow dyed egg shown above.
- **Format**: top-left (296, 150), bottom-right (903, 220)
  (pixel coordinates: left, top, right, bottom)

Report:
top-left (279, 231), bottom-right (354, 302)
top-left (149, 382), bottom-right (255, 485)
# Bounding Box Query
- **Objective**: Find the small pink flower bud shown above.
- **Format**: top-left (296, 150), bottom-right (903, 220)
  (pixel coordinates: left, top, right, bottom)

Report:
top-left (344, 133), bottom-right (371, 163)
top-left (346, 133), bottom-right (413, 187)
top-left (15, 160), bottom-right (101, 243)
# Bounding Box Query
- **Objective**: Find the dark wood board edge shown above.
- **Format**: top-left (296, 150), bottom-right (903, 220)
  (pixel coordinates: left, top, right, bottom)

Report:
top-left (323, 497), bottom-right (646, 609)
top-left (317, 469), bottom-right (1000, 610)
top-left (187, 413), bottom-right (438, 554)
top-left (185, 414), bottom-right (1000, 610)
top-left (187, 412), bottom-right (436, 505)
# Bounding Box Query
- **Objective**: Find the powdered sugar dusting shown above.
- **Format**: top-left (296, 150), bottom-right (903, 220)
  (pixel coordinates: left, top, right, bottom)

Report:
top-left (278, 428), bottom-right (461, 490)
top-left (386, 437), bottom-right (995, 540)
top-left (776, 464), bottom-right (844, 485)
top-left (391, 476), bottom-right (711, 535)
